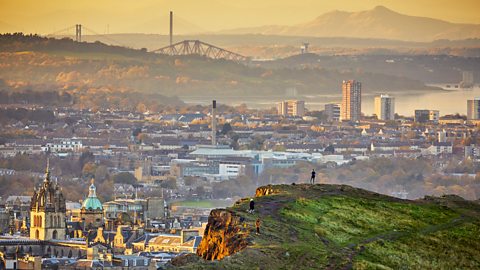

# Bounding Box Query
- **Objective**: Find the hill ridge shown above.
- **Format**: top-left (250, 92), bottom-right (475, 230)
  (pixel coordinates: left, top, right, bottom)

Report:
top-left (170, 184), bottom-right (480, 269)
top-left (218, 6), bottom-right (480, 42)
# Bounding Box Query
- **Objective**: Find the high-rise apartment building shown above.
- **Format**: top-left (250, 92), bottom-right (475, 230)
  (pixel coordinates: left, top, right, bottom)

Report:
top-left (277, 100), bottom-right (305, 117)
top-left (467, 98), bottom-right (480, 120)
top-left (414, 110), bottom-right (439, 123)
top-left (341, 80), bottom-right (362, 121)
top-left (324, 103), bottom-right (340, 122)
top-left (461, 71), bottom-right (474, 88)
top-left (374, 94), bottom-right (395, 121)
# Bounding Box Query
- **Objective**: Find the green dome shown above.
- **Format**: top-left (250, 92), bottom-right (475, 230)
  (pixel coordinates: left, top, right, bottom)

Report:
top-left (82, 196), bottom-right (103, 210)
top-left (82, 181), bottom-right (103, 211)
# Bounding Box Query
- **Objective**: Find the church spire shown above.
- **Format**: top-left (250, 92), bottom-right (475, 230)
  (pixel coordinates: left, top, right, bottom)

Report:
top-left (44, 158), bottom-right (50, 183)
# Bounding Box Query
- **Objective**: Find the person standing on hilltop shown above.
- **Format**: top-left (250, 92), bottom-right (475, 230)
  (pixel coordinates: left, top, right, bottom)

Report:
top-left (249, 198), bottom-right (255, 213)
top-left (256, 218), bottom-right (261, 235)
top-left (310, 169), bottom-right (316, 184)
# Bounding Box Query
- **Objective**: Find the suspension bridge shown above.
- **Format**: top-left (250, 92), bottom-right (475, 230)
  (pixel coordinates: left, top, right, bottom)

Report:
top-left (45, 24), bottom-right (248, 63)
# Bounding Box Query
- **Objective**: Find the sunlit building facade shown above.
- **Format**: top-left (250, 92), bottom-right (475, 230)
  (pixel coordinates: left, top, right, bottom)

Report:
top-left (277, 100), bottom-right (305, 117)
top-left (341, 80), bottom-right (362, 121)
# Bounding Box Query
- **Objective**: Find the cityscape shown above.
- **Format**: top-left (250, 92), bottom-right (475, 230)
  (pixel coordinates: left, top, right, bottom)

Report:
top-left (0, 1), bottom-right (480, 269)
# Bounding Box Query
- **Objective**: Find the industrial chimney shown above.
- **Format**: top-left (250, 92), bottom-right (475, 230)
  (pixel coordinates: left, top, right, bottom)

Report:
top-left (169, 11), bottom-right (173, 46)
top-left (212, 100), bottom-right (217, 145)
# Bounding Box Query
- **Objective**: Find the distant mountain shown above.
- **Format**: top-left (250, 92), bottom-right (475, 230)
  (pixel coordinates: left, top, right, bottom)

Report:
top-left (219, 6), bottom-right (480, 42)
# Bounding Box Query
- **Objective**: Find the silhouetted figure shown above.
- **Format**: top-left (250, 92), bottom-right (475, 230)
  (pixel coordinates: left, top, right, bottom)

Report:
top-left (249, 198), bottom-right (255, 213)
top-left (310, 169), bottom-right (316, 184)
top-left (256, 218), bottom-right (261, 234)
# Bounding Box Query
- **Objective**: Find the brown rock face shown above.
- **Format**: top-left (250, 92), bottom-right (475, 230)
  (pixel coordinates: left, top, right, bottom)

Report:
top-left (255, 185), bottom-right (281, 197)
top-left (196, 209), bottom-right (250, 261)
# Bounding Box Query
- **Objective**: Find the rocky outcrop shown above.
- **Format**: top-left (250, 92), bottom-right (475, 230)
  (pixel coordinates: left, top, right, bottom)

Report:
top-left (196, 209), bottom-right (250, 261)
top-left (255, 185), bottom-right (282, 197)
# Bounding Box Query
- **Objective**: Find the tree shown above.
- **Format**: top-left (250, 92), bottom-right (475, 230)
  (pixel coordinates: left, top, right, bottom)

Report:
top-left (82, 162), bottom-right (97, 177)
top-left (184, 177), bottom-right (196, 186)
top-left (161, 178), bottom-right (177, 189)
top-left (221, 123), bottom-right (233, 135)
top-left (132, 127), bottom-right (142, 137)
top-left (79, 151), bottom-right (94, 169)
top-left (273, 145), bottom-right (286, 151)
top-left (94, 165), bottom-right (109, 182)
top-left (249, 135), bottom-right (265, 150)
top-left (195, 186), bottom-right (206, 197)
top-left (136, 103), bottom-right (147, 113)
top-left (324, 145), bottom-right (335, 154)
top-left (113, 172), bottom-right (137, 184)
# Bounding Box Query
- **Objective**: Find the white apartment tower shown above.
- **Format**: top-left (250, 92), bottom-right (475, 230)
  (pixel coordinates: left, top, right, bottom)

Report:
top-left (277, 100), bottom-right (305, 117)
top-left (374, 94), bottom-right (395, 121)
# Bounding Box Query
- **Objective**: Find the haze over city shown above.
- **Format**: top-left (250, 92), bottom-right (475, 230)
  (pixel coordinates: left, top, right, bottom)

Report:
top-left (0, 0), bottom-right (480, 269)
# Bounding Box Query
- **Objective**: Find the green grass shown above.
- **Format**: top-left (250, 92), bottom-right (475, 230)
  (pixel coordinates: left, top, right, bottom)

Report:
top-left (281, 196), bottom-right (458, 245)
top-left (354, 221), bottom-right (480, 269)
top-left (173, 184), bottom-right (480, 270)
top-left (173, 199), bottom-right (234, 208)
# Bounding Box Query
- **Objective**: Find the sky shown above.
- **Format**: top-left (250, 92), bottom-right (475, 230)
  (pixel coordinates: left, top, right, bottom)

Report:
top-left (1, 0), bottom-right (480, 34)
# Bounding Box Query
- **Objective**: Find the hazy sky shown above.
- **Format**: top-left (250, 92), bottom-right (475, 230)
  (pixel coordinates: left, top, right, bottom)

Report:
top-left (1, 0), bottom-right (479, 34)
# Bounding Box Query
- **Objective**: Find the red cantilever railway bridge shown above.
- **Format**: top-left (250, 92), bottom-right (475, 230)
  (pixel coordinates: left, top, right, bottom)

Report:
top-left (153, 40), bottom-right (249, 63)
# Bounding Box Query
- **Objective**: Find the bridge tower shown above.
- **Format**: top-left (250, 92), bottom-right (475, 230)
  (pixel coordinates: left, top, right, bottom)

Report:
top-left (75, 24), bottom-right (82, 42)
top-left (169, 11), bottom-right (173, 46)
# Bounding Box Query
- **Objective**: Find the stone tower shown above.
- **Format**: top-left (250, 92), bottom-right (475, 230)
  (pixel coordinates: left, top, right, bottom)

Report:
top-left (30, 160), bottom-right (66, 240)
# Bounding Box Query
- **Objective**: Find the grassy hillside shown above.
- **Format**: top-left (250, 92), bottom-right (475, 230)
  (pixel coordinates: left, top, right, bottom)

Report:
top-left (172, 184), bottom-right (480, 269)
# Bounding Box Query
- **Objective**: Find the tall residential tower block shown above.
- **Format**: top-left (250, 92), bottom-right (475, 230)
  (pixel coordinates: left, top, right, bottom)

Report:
top-left (341, 80), bottom-right (362, 121)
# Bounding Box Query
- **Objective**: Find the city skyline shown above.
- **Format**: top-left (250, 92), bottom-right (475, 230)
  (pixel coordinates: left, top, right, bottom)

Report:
top-left (0, 1), bottom-right (479, 268)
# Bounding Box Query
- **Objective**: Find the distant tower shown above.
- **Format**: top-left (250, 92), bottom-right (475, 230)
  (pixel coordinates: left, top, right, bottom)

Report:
top-left (30, 159), bottom-right (66, 240)
top-left (374, 94), bottom-right (395, 121)
top-left (341, 80), bottom-right (362, 121)
top-left (467, 98), bottom-right (480, 120)
top-left (75, 24), bottom-right (82, 42)
top-left (325, 103), bottom-right (341, 122)
top-left (438, 129), bottom-right (447, 143)
top-left (212, 100), bottom-right (217, 145)
top-left (301, 43), bottom-right (309, 54)
top-left (169, 11), bottom-right (173, 46)
top-left (461, 71), bottom-right (474, 88)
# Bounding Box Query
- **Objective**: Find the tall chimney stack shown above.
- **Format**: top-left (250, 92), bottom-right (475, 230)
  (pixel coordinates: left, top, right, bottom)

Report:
top-left (212, 100), bottom-right (217, 146)
top-left (169, 11), bottom-right (173, 46)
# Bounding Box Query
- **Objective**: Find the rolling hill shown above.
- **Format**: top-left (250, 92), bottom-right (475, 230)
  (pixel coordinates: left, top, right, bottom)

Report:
top-left (0, 34), bottom-right (437, 102)
top-left (171, 184), bottom-right (480, 269)
top-left (219, 6), bottom-right (480, 42)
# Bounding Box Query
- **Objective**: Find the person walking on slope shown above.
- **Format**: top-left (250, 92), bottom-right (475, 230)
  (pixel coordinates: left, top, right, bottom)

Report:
top-left (256, 218), bottom-right (261, 234)
top-left (310, 169), bottom-right (316, 184)
top-left (249, 198), bottom-right (255, 213)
